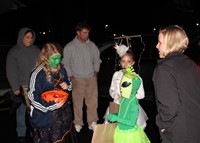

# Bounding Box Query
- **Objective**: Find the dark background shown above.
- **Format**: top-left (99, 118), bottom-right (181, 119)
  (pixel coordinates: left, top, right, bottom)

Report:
top-left (0, 0), bottom-right (200, 45)
top-left (0, 1), bottom-right (200, 143)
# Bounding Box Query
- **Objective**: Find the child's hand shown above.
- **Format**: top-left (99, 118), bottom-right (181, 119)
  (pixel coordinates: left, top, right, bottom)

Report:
top-left (108, 113), bottom-right (118, 122)
top-left (55, 100), bottom-right (65, 108)
top-left (59, 82), bottom-right (68, 90)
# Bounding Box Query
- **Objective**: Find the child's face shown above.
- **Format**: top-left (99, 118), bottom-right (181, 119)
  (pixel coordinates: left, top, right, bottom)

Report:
top-left (120, 54), bottom-right (135, 69)
top-left (49, 53), bottom-right (61, 68)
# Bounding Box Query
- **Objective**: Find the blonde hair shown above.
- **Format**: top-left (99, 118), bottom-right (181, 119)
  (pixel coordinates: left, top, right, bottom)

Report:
top-left (159, 25), bottom-right (189, 57)
top-left (35, 42), bottom-right (62, 82)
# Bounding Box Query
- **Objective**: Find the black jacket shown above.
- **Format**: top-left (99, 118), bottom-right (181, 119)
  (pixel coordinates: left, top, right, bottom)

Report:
top-left (153, 52), bottom-right (200, 143)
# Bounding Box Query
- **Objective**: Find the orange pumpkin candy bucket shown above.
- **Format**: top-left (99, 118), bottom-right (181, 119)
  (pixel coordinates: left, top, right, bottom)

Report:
top-left (41, 90), bottom-right (69, 103)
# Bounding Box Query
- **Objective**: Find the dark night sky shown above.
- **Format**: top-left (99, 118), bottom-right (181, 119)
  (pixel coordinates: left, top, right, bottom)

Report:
top-left (0, 0), bottom-right (200, 45)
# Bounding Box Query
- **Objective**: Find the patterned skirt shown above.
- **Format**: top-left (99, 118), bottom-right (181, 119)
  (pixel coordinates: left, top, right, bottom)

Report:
top-left (32, 100), bottom-right (78, 143)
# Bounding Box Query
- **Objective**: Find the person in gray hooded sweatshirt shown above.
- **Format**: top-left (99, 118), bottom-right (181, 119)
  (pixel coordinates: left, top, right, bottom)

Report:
top-left (6, 27), bottom-right (40, 142)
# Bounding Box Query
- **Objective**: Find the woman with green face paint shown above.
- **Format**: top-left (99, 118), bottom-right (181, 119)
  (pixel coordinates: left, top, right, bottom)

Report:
top-left (28, 42), bottom-right (78, 143)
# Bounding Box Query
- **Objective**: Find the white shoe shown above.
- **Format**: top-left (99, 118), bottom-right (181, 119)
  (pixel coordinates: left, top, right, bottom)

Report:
top-left (75, 125), bottom-right (82, 132)
top-left (88, 122), bottom-right (96, 131)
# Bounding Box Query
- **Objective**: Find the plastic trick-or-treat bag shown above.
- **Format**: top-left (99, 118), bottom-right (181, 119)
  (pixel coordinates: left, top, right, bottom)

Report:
top-left (41, 90), bottom-right (69, 103)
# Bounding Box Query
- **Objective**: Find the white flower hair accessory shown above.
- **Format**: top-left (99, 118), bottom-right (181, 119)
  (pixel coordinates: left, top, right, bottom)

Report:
top-left (114, 44), bottom-right (129, 57)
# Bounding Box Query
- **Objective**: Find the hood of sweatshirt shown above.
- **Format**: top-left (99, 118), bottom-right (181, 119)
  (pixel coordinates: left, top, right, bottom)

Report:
top-left (16, 27), bottom-right (36, 48)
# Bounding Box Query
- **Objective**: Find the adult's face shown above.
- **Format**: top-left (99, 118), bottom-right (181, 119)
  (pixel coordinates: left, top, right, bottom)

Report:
top-left (77, 28), bottom-right (89, 43)
top-left (156, 33), bottom-right (166, 58)
top-left (23, 32), bottom-right (33, 47)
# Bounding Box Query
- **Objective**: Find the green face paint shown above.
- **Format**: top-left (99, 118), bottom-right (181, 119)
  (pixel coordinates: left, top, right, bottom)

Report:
top-left (49, 53), bottom-right (61, 68)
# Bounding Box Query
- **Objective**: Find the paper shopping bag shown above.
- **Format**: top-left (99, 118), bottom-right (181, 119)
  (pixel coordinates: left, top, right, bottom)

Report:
top-left (109, 102), bottom-right (119, 113)
top-left (91, 123), bottom-right (117, 143)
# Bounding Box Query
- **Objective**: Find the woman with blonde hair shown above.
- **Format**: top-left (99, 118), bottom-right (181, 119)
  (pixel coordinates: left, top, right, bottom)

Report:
top-left (153, 25), bottom-right (200, 143)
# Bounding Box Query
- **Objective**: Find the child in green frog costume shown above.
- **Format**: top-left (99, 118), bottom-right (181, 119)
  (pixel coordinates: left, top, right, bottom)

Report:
top-left (108, 65), bottom-right (150, 143)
